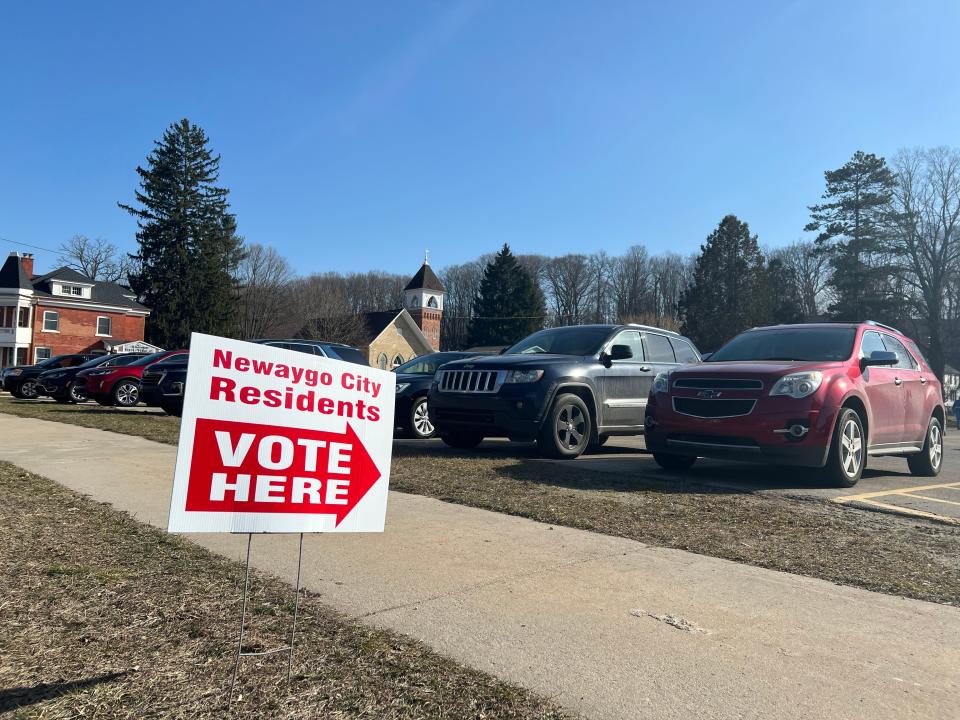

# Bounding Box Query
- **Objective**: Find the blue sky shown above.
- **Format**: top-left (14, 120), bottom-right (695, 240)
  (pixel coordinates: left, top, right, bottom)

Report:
top-left (2, 1), bottom-right (958, 277)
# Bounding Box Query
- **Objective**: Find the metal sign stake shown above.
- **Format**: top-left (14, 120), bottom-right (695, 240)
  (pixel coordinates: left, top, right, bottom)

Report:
top-left (228, 532), bottom-right (306, 706)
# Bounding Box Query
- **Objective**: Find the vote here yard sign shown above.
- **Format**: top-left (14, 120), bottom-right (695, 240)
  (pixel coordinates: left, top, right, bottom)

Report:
top-left (167, 334), bottom-right (395, 533)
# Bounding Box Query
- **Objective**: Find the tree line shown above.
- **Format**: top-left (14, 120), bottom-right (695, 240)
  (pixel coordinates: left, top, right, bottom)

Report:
top-left (78, 119), bottom-right (960, 380)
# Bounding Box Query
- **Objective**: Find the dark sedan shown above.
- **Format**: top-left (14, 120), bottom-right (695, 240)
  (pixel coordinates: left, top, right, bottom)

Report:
top-left (394, 352), bottom-right (488, 438)
top-left (141, 353), bottom-right (189, 416)
top-left (3, 354), bottom-right (98, 399)
top-left (37, 352), bottom-right (148, 403)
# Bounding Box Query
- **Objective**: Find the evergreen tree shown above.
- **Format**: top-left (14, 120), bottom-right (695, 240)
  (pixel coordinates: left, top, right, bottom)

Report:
top-left (469, 244), bottom-right (546, 346)
top-left (120, 119), bottom-right (244, 348)
top-left (805, 150), bottom-right (898, 322)
top-left (680, 215), bottom-right (771, 351)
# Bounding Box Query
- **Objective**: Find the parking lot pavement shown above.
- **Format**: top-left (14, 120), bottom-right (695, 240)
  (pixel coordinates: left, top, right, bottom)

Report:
top-left (397, 430), bottom-right (960, 524)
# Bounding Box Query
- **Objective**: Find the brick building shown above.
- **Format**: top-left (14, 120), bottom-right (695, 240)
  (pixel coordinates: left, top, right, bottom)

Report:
top-left (0, 252), bottom-right (154, 367)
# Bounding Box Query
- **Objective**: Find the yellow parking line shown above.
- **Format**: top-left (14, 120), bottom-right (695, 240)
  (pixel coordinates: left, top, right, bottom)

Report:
top-left (894, 492), bottom-right (960, 508)
top-left (833, 482), bottom-right (960, 504)
top-left (850, 499), bottom-right (960, 525)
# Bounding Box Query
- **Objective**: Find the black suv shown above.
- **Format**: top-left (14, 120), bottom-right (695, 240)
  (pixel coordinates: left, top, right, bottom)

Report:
top-left (394, 352), bottom-right (489, 438)
top-left (3, 354), bottom-right (98, 399)
top-left (141, 353), bottom-right (189, 416)
top-left (428, 324), bottom-right (701, 458)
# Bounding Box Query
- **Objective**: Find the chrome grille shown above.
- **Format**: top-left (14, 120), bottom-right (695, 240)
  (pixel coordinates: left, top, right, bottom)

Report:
top-left (438, 369), bottom-right (504, 394)
top-left (672, 397), bottom-right (756, 418)
top-left (673, 378), bottom-right (763, 390)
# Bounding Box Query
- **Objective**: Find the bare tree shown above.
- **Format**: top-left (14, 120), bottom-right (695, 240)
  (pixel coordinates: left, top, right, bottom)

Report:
top-left (235, 243), bottom-right (294, 339)
top-left (889, 147), bottom-right (960, 378)
top-left (439, 257), bottom-right (489, 349)
top-left (542, 254), bottom-right (594, 325)
top-left (57, 234), bottom-right (131, 283)
top-left (767, 240), bottom-right (832, 320)
top-left (611, 245), bottom-right (653, 321)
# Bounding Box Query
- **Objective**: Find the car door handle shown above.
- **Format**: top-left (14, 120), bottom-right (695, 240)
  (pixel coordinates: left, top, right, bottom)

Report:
top-left (920, 376), bottom-right (927, 384)
top-left (638, 365), bottom-right (651, 372)
top-left (894, 377), bottom-right (903, 386)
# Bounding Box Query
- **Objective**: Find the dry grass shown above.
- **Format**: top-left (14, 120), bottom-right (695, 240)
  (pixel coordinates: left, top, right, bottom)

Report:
top-left (3, 394), bottom-right (959, 605)
top-left (0, 462), bottom-right (571, 719)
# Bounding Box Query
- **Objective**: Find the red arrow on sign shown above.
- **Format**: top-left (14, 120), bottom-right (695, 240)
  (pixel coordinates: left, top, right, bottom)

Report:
top-left (184, 418), bottom-right (382, 527)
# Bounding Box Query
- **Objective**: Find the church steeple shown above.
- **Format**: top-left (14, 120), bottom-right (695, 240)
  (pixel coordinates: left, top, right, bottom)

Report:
top-left (404, 257), bottom-right (445, 350)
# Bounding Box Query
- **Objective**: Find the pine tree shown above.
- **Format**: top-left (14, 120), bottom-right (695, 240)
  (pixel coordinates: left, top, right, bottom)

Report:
top-left (680, 215), bottom-right (771, 351)
top-left (805, 150), bottom-right (898, 322)
top-left (469, 244), bottom-right (546, 347)
top-left (120, 119), bottom-right (244, 348)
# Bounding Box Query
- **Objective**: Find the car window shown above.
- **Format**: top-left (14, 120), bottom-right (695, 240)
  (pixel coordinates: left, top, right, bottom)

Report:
top-left (670, 338), bottom-right (699, 363)
top-left (644, 333), bottom-right (676, 363)
top-left (286, 343), bottom-right (321, 356)
top-left (859, 331), bottom-right (886, 359)
top-left (506, 326), bottom-right (614, 356)
top-left (324, 346), bottom-right (369, 365)
top-left (906, 340), bottom-right (929, 366)
top-left (67, 356), bottom-right (89, 367)
top-left (608, 331), bottom-right (643, 362)
top-left (710, 327), bottom-right (856, 362)
top-left (881, 334), bottom-right (918, 370)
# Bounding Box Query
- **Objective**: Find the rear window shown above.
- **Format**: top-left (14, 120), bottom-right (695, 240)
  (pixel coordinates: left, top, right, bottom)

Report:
top-left (645, 333), bottom-right (676, 363)
top-left (670, 338), bottom-right (699, 364)
top-left (709, 327), bottom-right (856, 362)
top-left (324, 345), bottom-right (369, 366)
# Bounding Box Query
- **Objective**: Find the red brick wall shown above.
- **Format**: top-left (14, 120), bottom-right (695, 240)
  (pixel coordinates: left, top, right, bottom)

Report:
top-left (30, 304), bottom-right (146, 356)
top-left (409, 309), bottom-right (442, 351)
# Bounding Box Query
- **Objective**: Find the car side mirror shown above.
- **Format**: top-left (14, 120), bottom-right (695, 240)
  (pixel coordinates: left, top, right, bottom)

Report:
top-left (860, 350), bottom-right (898, 369)
top-left (609, 344), bottom-right (633, 361)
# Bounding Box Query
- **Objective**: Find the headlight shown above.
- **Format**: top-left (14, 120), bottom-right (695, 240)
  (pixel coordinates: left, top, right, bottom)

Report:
top-left (770, 371), bottom-right (823, 399)
top-left (9, 368), bottom-right (22, 376)
top-left (395, 383), bottom-right (410, 394)
top-left (88, 369), bottom-right (112, 376)
top-left (505, 369), bottom-right (544, 384)
top-left (652, 372), bottom-right (671, 394)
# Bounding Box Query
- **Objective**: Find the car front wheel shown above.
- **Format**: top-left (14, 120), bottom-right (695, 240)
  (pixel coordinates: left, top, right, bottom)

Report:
top-left (112, 380), bottom-right (140, 407)
top-left (908, 416), bottom-right (943, 477)
top-left (408, 397), bottom-right (436, 439)
top-left (823, 408), bottom-right (865, 487)
top-left (538, 393), bottom-right (592, 459)
top-left (13, 379), bottom-right (38, 399)
top-left (68, 383), bottom-right (86, 403)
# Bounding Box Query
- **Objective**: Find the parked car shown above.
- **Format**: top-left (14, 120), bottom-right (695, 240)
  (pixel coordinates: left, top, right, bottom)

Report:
top-left (252, 339), bottom-right (369, 365)
top-left (644, 321), bottom-right (945, 487)
top-left (394, 352), bottom-right (489, 438)
top-left (77, 349), bottom-right (186, 407)
top-left (37, 352), bottom-right (148, 403)
top-left (428, 324), bottom-right (701, 458)
top-left (141, 353), bottom-right (189, 416)
top-left (2, 354), bottom-right (98, 399)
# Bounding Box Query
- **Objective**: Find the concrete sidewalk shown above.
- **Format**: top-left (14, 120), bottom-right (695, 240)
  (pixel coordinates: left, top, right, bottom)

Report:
top-left (1, 414), bottom-right (958, 720)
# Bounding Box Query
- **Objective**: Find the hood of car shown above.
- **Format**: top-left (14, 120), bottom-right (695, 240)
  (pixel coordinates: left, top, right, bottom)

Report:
top-left (395, 373), bottom-right (432, 383)
top-left (441, 353), bottom-right (583, 370)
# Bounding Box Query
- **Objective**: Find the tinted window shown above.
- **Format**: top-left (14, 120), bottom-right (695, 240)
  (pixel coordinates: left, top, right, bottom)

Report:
top-left (507, 327), bottom-right (612, 356)
top-left (76, 355), bottom-right (115, 370)
top-left (395, 353), bottom-right (470, 375)
top-left (906, 340), bottom-right (928, 366)
top-left (286, 343), bottom-right (321, 356)
top-left (112, 354), bottom-right (150, 366)
top-left (709, 328), bottom-right (856, 362)
top-left (645, 333), bottom-right (676, 363)
top-left (324, 346), bottom-right (369, 365)
top-left (38, 355), bottom-right (69, 368)
top-left (670, 338), bottom-right (699, 364)
top-left (66, 356), bottom-right (90, 367)
top-left (608, 331), bottom-right (644, 362)
top-left (860, 331), bottom-right (886, 359)
top-left (881, 334), bottom-right (918, 370)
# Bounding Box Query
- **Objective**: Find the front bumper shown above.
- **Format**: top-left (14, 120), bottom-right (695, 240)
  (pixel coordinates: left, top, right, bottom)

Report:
top-left (427, 383), bottom-right (547, 440)
top-left (141, 380), bottom-right (185, 406)
top-left (644, 394), bottom-right (836, 468)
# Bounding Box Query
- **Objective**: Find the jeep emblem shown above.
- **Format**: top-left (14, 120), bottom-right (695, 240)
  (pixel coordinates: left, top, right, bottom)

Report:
top-left (697, 390), bottom-right (722, 399)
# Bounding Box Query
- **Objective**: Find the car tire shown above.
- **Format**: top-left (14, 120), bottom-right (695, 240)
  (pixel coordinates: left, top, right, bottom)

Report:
top-left (440, 431), bottom-right (484, 449)
top-left (537, 393), bottom-right (592, 459)
top-left (652, 452), bottom-right (697, 472)
top-left (68, 383), bottom-right (86, 403)
top-left (12, 379), bottom-right (38, 399)
top-left (408, 397), bottom-right (436, 439)
top-left (907, 416), bottom-right (944, 477)
top-left (823, 407), bottom-right (865, 488)
top-left (112, 380), bottom-right (140, 407)
top-left (160, 403), bottom-right (183, 417)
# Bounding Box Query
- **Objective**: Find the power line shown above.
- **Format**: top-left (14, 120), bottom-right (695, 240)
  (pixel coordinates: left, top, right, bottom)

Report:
top-left (0, 236), bottom-right (60, 255)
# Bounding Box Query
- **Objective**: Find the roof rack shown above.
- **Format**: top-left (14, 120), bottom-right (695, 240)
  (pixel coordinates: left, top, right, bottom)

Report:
top-left (863, 320), bottom-right (903, 334)
top-left (624, 323), bottom-right (681, 336)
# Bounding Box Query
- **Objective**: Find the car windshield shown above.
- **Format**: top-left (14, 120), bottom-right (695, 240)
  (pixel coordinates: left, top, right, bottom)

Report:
top-left (708, 327), bottom-right (857, 362)
top-left (506, 327), bottom-right (612, 356)
top-left (38, 355), bottom-right (70, 368)
top-left (322, 345), bottom-right (368, 365)
top-left (75, 355), bottom-right (114, 369)
top-left (395, 353), bottom-right (469, 375)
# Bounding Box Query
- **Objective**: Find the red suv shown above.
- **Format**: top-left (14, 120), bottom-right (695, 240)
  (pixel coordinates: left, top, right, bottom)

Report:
top-left (644, 322), bottom-right (945, 486)
top-left (76, 350), bottom-right (188, 407)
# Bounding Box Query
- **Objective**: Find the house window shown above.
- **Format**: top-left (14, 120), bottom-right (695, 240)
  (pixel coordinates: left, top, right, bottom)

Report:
top-left (35, 347), bottom-right (52, 362)
top-left (15, 348), bottom-right (27, 365)
top-left (427, 296), bottom-right (439, 308)
top-left (377, 353), bottom-right (388, 370)
top-left (17, 307), bottom-right (29, 328)
top-left (392, 354), bottom-right (404, 368)
top-left (60, 284), bottom-right (85, 297)
top-left (42, 311), bottom-right (59, 332)
top-left (96, 316), bottom-right (112, 337)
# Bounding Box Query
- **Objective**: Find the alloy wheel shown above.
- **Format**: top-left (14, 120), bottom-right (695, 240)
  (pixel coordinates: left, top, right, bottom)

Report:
top-left (555, 403), bottom-right (586, 450)
top-left (69, 384), bottom-right (85, 402)
top-left (929, 423), bottom-right (943, 470)
top-left (116, 382), bottom-right (139, 406)
top-left (840, 418), bottom-right (863, 478)
top-left (413, 399), bottom-right (434, 437)
top-left (20, 380), bottom-right (38, 399)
